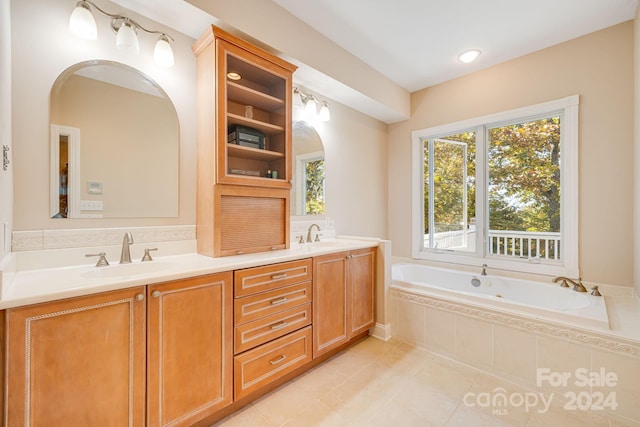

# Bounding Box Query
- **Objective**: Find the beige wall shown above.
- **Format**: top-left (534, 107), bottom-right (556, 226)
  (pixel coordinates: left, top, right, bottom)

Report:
top-left (0, 0), bottom-right (12, 260)
top-left (308, 90), bottom-right (389, 238)
top-left (389, 22), bottom-right (635, 287)
top-left (635, 8), bottom-right (640, 296)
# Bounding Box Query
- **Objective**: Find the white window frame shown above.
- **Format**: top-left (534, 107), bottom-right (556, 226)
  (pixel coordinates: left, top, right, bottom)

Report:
top-left (411, 95), bottom-right (579, 277)
top-left (295, 150), bottom-right (325, 215)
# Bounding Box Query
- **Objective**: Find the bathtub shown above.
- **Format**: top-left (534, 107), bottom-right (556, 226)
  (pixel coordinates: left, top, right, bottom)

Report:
top-left (391, 263), bottom-right (609, 330)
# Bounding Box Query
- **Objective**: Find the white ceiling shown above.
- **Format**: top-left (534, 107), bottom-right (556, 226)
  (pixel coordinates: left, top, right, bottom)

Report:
top-left (114, 0), bottom-right (638, 122)
top-left (271, 0), bottom-right (639, 92)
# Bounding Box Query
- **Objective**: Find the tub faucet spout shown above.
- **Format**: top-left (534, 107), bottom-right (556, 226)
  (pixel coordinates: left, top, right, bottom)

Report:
top-left (552, 276), bottom-right (587, 292)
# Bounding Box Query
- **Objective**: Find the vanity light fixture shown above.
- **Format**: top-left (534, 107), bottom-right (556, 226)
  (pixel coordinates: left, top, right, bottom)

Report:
top-left (69, 0), bottom-right (175, 67)
top-left (293, 87), bottom-right (330, 122)
top-left (457, 49), bottom-right (481, 64)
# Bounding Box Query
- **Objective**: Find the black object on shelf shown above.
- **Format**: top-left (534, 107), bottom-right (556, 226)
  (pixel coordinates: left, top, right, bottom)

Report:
top-left (228, 125), bottom-right (265, 150)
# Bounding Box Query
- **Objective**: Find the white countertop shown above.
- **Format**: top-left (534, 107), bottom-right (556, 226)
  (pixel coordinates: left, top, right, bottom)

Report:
top-left (0, 237), bottom-right (379, 310)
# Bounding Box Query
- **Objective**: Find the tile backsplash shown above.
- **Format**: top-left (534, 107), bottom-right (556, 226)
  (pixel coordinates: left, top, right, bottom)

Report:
top-left (12, 225), bottom-right (196, 252)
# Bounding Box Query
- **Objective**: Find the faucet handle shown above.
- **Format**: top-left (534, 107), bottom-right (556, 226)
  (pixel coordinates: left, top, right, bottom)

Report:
top-left (590, 285), bottom-right (602, 296)
top-left (141, 248), bottom-right (158, 262)
top-left (298, 235), bottom-right (305, 244)
top-left (86, 251), bottom-right (109, 267)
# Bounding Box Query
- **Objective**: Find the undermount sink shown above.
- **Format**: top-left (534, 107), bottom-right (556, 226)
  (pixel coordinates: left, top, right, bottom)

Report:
top-left (307, 241), bottom-right (345, 248)
top-left (293, 240), bottom-right (350, 251)
top-left (82, 261), bottom-right (175, 279)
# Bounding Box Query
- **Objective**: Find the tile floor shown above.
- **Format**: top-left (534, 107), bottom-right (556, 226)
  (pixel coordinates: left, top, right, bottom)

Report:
top-left (212, 337), bottom-right (636, 427)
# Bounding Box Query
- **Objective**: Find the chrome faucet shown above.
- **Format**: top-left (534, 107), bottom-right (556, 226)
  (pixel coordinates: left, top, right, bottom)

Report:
top-left (120, 232), bottom-right (134, 264)
top-left (552, 276), bottom-right (587, 292)
top-left (306, 223), bottom-right (321, 243)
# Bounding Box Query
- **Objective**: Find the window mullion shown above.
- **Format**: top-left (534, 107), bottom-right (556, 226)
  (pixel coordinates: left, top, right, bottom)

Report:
top-left (476, 125), bottom-right (487, 258)
top-left (428, 139), bottom-right (435, 249)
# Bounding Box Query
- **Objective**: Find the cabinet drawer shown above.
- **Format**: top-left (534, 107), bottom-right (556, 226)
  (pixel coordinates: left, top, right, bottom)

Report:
top-left (235, 281), bottom-right (312, 325)
top-left (234, 258), bottom-right (312, 297)
top-left (234, 326), bottom-right (312, 400)
top-left (234, 303), bottom-right (311, 354)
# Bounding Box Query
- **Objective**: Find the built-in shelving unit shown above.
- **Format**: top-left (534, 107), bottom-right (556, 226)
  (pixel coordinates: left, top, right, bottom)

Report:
top-left (194, 25), bottom-right (297, 257)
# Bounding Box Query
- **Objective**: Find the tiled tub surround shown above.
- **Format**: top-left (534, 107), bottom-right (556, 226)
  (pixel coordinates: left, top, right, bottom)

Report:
top-left (392, 263), bottom-right (610, 330)
top-left (390, 262), bottom-right (640, 424)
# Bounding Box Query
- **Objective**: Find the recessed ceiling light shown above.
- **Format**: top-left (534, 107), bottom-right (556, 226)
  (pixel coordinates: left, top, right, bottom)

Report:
top-left (227, 72), bottom-right (242, 80)
top-left (457, 49), bottom-right (481, 64)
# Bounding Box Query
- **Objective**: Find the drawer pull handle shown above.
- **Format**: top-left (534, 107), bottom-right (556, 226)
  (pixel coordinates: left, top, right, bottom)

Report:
top-left (269, 355), bottom-right (287, 365)
top-left (270, 297), bottom-right (288, 305)
top-left (271, 273), bottom-right (288, 280)
top-left (270, 321), bottom-right (287, 330)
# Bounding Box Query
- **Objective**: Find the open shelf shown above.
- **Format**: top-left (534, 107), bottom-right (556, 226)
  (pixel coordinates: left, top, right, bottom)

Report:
top-left (227, 114), bottom-right (284, 135)
top-left (227, 82), bottom-right (284, 112)
top-left (227, 143), bottom-right (285, 161)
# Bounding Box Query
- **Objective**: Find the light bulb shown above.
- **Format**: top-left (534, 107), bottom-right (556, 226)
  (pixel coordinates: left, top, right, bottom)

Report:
top-left (116, 21), bottom-right (139, 53)
top-left (304, 96), bottom-right (317, 119)
top-left (319, 102), bottom-right (330, 121)
top-left (69, 1), bottom-right (97, 40)
top-left (154, 35), bottom-right (174, 67)
top-left (457, 49), bottom-right (481, 64)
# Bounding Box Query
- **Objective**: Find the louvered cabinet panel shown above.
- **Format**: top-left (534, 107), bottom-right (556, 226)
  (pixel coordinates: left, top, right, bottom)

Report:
top-left (214, 185), bottom-right (289, 257)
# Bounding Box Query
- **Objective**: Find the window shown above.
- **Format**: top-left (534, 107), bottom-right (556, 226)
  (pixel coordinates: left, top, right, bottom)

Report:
top-left (412, 96), bottom-right (579, 276)
top-left (296, 151), bottom-right (325, 215)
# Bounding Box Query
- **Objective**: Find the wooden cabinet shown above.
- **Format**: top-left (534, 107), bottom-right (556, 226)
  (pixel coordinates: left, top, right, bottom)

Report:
top-left (147, 273), bottom-right (233, 427)
top-left (233, 259), bottom-right (313, 399)
top-left (193, 26), bottom-right (297, 257)
top-left (6, 273), bottom-right (234, 427)
top-left (313, 247), bottom-right (376, 358)
top-left (213, 185), bottom-right (289, 257)
top-left (6, 287), bottom-right (147, 427)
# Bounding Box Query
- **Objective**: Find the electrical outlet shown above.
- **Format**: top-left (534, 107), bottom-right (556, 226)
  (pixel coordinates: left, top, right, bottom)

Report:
top-left (80, 200), bottom-right (103, 211)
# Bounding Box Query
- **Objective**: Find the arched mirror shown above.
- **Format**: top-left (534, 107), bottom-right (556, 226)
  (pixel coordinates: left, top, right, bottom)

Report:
top-left (49, 60), bottom-right (179, 218)
top-left (291, 121), bottom-right (325, 216)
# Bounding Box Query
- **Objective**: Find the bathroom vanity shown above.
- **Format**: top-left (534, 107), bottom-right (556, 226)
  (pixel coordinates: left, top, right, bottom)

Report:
top-left (0, 239), bottom-right (377, 426)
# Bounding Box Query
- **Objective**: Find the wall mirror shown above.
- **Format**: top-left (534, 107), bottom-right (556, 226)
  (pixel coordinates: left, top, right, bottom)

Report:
top-left (49, 60), bottom-right (179, 218)
top-left (291, 121), bottom-right (325, 216)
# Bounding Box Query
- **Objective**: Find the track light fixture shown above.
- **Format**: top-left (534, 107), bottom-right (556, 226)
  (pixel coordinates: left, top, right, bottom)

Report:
top-left (69, 0), bottom-right (175, 67)
top-left (293, 87), bottom-right (330, 122)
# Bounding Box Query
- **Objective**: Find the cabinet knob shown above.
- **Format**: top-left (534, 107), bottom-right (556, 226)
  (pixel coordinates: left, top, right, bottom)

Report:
top-left (152, 290), bottom-right (161, 298)
top-left (135, 293), bottom-right (144, 301)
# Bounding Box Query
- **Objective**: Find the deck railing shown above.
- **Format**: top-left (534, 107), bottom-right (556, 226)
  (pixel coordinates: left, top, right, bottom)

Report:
top-left (425, 229), bottom-right (561, 260)
top-left (488, 230), bottom-right (560, 260)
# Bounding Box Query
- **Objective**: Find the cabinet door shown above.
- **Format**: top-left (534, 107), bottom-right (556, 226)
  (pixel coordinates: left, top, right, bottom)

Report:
top-left (214, 185), bottom-right (289, 257)
top-left (216, 36), bottom-right (295, 189)
top-left (348, 248), bottom-right (376, 336)
top-left (6, 287), bottom-right (146, 427)
top-left (147, 273), bottom-right (233, 427)
top-left (312, 252), bottom-right (349, 358)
